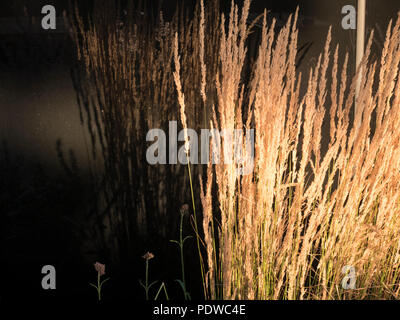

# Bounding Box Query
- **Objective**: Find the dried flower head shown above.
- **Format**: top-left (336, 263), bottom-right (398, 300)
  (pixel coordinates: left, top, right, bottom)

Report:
top-left (94, 262), bottom-right (105, 276)
top-left (142, 252), bottom-right (154, 260)
top-left (180, 204), bottom-right (190, 215)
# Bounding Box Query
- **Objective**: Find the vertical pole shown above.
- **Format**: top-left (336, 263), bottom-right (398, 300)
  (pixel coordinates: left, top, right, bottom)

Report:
top-left (355, 0), bottom-right (366, 128)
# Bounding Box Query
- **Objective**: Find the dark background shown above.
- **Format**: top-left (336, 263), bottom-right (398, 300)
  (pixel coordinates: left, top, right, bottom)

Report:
top-left (1, 0), bottom-right (399, 303)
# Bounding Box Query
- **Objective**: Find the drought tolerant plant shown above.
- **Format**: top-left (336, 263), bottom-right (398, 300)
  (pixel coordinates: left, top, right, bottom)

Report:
top-left (70, 0), bottom-right (270, 295)
top-left (155, 0), bottom-right (400, 300)
top-left (173, 32), bottom-right (207, 299)
top-left (139, 252), bottom-right (157, 300)
top-left (90, 262), bottom-right (110, 301)
top-left (139, 252), bottom-right (169, 300)
top-left (192, 0), bottom-right (400, 300)
top-left (71, 0), bottom-right (400, 300)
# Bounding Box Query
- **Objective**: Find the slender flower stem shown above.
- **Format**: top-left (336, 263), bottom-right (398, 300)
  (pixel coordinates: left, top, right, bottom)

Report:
top-left (187, 160), bottom-right (206, 299)
top-left (180, 211), bottom-right (186, 287)
top-left (139, 253), bottom-right (157, 300)
top-left (145, 259), bottom-right (149, 300)
top-left (97, 273), bottom-right (101, 301)
top-left (90, 263), bottom-right (109, 301)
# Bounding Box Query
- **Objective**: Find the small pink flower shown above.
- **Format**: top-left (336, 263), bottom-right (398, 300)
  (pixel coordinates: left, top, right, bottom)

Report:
top-left (142, 252), bottom-right (154, 261)
top-left (94, 262), bottom-right (105, 276)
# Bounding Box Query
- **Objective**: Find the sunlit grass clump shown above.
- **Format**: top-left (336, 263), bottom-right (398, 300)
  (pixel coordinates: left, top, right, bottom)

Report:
top-left (73, 0), bottom-right (400, 300)
top-left (189, 0), bottom-right (400, 300)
